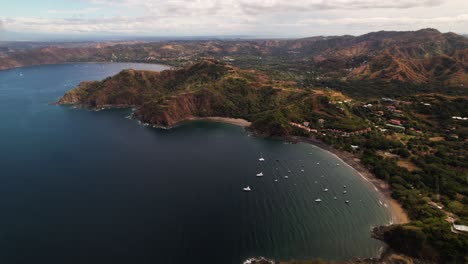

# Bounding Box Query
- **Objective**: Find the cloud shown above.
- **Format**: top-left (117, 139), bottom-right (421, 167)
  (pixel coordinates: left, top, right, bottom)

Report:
top-left (296, 14), bottom-right (468, 27)
top-left (45, 8), bottom-right (100, 15)
top-left (3, 0), bottom-right (467, 36)
top-left (4, 14), bottom-right (466, 36)
top-left (238, 0), bottom-right (444, 15)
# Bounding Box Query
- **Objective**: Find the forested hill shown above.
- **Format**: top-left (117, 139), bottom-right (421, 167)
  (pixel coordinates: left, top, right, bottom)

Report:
top-left (3, 29), bottom-right (467, 92)
top-left (57, 60), bottom-right (366, 136)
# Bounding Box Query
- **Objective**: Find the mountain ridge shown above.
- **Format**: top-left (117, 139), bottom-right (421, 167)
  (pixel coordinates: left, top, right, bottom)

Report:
top-left (3, 28), bottom-right (467, 89)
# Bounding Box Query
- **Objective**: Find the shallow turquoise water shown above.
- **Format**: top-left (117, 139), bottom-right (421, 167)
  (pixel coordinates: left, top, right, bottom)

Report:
top-left (0, 63), bottom-right (391, 264)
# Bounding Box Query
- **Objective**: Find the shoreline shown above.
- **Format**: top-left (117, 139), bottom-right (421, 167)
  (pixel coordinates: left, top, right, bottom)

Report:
top-left (169, 116), bottom-right (409, 225)
top-left (59, 102), bottom-right (408, 225)
top-left (186, 116), bottom-right (252, 127)
top-left (180, 114), bottom-right (409, 225)
top-left (0, 61), bottom-right (174, 72)
top-left (294, 136), bottom-right (409, 225)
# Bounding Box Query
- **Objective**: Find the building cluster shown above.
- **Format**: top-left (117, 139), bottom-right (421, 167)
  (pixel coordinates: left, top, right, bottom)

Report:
top-left (289, 122), bottom-right (318, 133)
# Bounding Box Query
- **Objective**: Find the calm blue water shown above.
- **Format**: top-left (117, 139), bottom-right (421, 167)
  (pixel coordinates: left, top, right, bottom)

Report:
top-left (0, 63), bottom-right (391, 264)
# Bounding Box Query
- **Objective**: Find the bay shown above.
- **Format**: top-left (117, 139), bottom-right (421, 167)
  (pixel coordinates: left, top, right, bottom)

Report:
top-left (0, 63), bottom-right (391, 264)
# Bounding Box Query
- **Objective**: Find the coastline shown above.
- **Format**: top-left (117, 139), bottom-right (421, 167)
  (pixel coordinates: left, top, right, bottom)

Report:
top-left (295, 136), bottom-right (409, 225)
top-left (182, 116), bottom-right (409, 225)
top-left (0, 61), bottom-right (174, 72)
top-left (58, 101), bottom-right (408, 225)
top-left (186, 116), bottom-right (252, 127)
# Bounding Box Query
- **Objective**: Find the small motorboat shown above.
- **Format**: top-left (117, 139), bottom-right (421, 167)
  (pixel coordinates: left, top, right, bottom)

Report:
top-left (345, 200), bottom-right (350, 204)
top-left (343, 185), bottom-right (347, 188)
top-left (343, 190), bottom-right (347, 194)
top-left (315, 198), bottom-right (322, 202)
top-left (324, 188), bottom-right (328, 192)
top-left (316, 162), bottom-right (320, 165)
top-left (274, 179), bottom-right (278, 182)
top-left (243, 186), bottom-right (252, 192)
top-left (334, 197), bottom-right (337, 200)
top-left (301, 169), bottom-right (305, 172)
top-left (256, 172), bottom-right (264, 177)
top-left (259, 157), bottom-right (265, 161)
top-left (284, 176), bottom-right (289, 179)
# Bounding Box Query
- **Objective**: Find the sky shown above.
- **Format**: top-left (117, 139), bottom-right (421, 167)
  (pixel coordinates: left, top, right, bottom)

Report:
top-left (0, 0), bottom-right (467, 39)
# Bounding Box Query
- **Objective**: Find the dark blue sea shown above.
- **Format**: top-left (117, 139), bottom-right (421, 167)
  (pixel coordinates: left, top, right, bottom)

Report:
top-left (0, 63), bottom-right (391, 264)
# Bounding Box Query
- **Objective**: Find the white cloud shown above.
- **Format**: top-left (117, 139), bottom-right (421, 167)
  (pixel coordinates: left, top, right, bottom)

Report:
top-left (45, 8), bottom-right (101, 15)
top-left (2, 0), bottom-right (468, 36)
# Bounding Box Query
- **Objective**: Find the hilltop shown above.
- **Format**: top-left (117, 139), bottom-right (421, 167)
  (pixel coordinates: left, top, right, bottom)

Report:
top-left (57, 60), bottom-right (368, 136)
top-left (4, 29), bottom-right (467, 96)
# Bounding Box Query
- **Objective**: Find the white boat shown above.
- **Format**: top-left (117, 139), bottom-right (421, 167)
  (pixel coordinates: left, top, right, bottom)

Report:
top-left (334, 197), bottom-right (337, 200)
top-left (288, 170), bottom-right (292, 173)
top-left (256, 172), bottom-right (264, 177)
top-left (243, 186), bottom-right (251, 192)
top-left (324, 188), bottom-right (328, 192)
top-left (345, 200), bottom-right (350, 204)
top-left (343, 191), bottom-right (347, 194)
top-left (300, 169), bottom-right (305, 172)
top-left (274, 179), bottom-right (278, 182)
top-left (258, 156), bottom-right (265, 161)
top-left (343, 185), bottom-right (347, 188)
top-left (315, 198), bottom-right (322, 202)
top-left (316, 162), bottom-right (320, 165)
top-left (284, 176), bottom-right (289, 179)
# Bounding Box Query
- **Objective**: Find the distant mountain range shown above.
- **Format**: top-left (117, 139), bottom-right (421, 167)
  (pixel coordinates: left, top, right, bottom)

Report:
top-left (1, 28), bottom-right (467, 89)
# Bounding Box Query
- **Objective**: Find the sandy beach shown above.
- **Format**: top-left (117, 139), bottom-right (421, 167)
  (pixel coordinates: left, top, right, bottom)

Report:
top-left (187, 116), bottom-right (252, 127)
top-left (183, 117), bottom-right (408, 225)
top-left (299, 137), bottom-right (409, 225)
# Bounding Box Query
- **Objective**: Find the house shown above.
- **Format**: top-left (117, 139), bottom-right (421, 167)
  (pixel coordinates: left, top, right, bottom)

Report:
top-left (389, 119), bottom-right (402, 125)
top-left (303, 122), bottom-right (310, 127)
top-left (318, 119), bottom-right (325, 125)
top-left (350, 145), bottom-right (359, 150)
top-left (377, 111), bottom-right (384, 116)
top-left (393, 110), bottom-right (403, 117)
top-left (386, 124), bottom-right (405, 132)
top-left (386, 106), bottom-right (396, 111)
top-left (382, 97), bottom-right (396, 103)
top-left (454, 225), bottom-right (468, 232)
